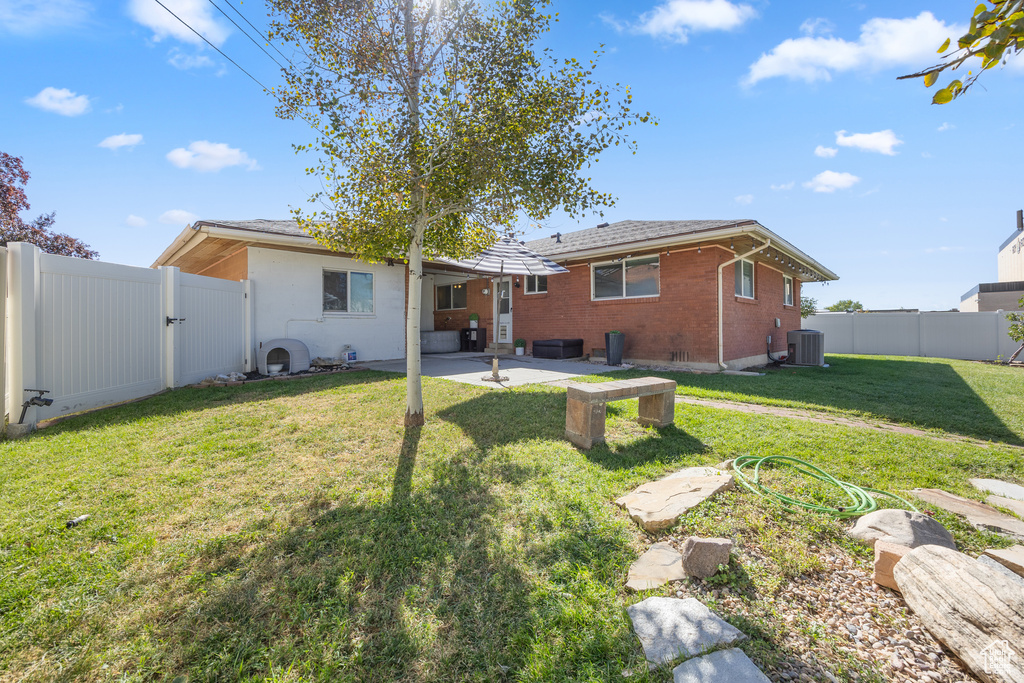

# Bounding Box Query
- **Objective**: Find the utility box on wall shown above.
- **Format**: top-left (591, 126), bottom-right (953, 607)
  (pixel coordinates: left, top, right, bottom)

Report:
top-left (787, 329), bottom-right (825, 366)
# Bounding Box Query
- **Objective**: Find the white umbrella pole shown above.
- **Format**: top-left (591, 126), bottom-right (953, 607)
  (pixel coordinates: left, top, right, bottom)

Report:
top-left (492, 261), bottom-right (503, 378)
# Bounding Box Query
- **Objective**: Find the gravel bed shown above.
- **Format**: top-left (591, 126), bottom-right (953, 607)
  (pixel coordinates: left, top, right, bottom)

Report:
top-left (661, 542), bottom-right (977, 682)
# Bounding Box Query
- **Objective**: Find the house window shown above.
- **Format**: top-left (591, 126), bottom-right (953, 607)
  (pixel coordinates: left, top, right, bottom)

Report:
top-left (323, 270), bottom-right (374, 313)
top-left (784, 276), bottom-right (794, 306)
top-left (735, 260), bottom-right (754, 299)
top-left (593, 256), bottom-right (660, 299)
top-left (436, 282), bottom-right (467, 310)
top-left (525, 274), bottom-right (547, 294)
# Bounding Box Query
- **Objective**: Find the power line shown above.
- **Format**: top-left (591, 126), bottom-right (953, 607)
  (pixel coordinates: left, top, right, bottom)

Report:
top-left (149, 0), bottom-right (330, 138)
top-left (206, 0), bottom-right (286, 70)
top-left (220, 0), bottom-right (296, 68)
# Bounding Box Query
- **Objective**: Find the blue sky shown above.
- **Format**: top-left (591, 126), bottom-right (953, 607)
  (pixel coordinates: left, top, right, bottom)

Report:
top-left (2, 0), bottom-right (1021, 310)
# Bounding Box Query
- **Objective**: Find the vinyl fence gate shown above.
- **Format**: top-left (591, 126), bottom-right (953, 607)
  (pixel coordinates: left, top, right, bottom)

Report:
top-left (6, 242), bottom-right (252, 428)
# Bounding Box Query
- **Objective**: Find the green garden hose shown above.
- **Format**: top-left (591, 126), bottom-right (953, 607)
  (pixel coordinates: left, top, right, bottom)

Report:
top-left (731, 454), bottom-right (918, 518)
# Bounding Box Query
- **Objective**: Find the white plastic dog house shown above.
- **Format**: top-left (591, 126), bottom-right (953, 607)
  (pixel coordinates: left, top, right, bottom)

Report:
top-left (257, 338), bottom-right (311, 375)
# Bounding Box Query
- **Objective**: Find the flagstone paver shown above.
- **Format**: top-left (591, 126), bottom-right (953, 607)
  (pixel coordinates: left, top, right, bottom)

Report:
top-left (626, 597), bottom-right (746, 667)
top-left (626, 543), bottom-right (687, 592)
top-left (970, 478), bottom-right (1024, 502)
top-left (911, 488), bottom-right (1024, 539)
top-left (671, 648), bottom-right (771, 683)
top-left (616, 470), bottom-right (734, 533)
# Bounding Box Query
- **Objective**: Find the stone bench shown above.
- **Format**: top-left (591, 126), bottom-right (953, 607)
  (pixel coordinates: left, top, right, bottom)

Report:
top-left (565, 377), bottom-right (677, 449)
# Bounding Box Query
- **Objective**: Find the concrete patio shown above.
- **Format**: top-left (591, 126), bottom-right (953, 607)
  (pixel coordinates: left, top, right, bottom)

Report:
top-left (362, 352), bottom-right (618, 388)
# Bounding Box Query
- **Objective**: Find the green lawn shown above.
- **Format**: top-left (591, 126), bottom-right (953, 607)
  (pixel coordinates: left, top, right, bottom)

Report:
top-left (1, 356), bottom-right (1021, 682)
top-left (612, 354), bottom-right (1024, 445)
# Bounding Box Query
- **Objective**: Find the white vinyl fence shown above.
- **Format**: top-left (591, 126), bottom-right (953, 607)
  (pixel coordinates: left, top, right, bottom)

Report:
top-left (6, 242), bottom-right (251, 427)
top-left (807, 311), bottom-right (1019, 362)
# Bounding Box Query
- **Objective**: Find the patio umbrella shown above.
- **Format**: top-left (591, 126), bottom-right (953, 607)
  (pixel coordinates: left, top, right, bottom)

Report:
top-left (440, 235), bottom-right (568, 381)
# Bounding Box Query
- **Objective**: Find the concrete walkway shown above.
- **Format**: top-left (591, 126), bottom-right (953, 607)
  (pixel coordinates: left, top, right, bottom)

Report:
top-left (362, 352), bottom-right (615, 388)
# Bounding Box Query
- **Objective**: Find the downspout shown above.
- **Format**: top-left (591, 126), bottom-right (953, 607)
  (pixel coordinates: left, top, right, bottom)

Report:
top-left (717, 238), bottom-right (770, 370)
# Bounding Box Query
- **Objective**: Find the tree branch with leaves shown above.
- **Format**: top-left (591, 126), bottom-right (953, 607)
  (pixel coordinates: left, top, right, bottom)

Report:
top-left (899, 1), bottom-right (1024, 103)
top-left (268, 0), bottom-right (653, 425)
top-left (0, 152), bottom-right (97, 259)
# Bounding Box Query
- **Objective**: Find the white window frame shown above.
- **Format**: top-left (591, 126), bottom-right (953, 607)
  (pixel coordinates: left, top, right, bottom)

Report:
top-left (591, 255), bottom-right (660, 300)
top-left (323, 268), bottom-right (375, 315)
top-left (435, 282), bottom-right (467, 310)
top-left (784, 276), bottom-right (794, 306)
top-left (735, 259), bottom-right (754, 299)
top-left (525, 274), bottom-right (547, 294)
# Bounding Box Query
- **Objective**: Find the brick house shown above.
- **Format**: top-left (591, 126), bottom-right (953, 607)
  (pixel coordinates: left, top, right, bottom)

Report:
top-left (431, 220), bottom-right (838, 370)
top-left (154, 218), bottom-right (837, 370)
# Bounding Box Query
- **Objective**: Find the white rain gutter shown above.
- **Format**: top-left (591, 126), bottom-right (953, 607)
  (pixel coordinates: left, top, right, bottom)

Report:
top-left (717, 238), bottom-right (770, 370)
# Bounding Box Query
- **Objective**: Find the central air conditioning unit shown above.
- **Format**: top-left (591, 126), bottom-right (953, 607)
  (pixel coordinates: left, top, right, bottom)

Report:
top-left (787, 329), bottom-right (825, 366)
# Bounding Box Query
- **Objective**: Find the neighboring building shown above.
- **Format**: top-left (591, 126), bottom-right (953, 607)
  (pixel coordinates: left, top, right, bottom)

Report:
top-left (154, 218), bottom-right (838, 370)
top-left (961, 211), bottom-right (1024, 312)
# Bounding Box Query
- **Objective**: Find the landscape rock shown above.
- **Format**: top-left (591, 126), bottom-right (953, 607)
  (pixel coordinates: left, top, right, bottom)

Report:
top-left (971, 478), bottom-right (1024, 502)
top-left (626, 543), bottom-right (687, 591)
top-left (616, 474), bottom-right (734, 532)
top-left (714, 459), bottom-right (734, 471)
top-left (627, 597), bottom-right (746, 667)
top-left (988, 495), bottom-right (1024, 519)
top-left (672, 648), bottom-right (770, 683)
top-left (680, 537), bottom-right (733, 578)
top-left (894, 544), bottom-right (1024, 683)
top-left (872, 540), bottom-right (911, 592)
top-left (911, 488), bottom-right (1024, 539)
top-left (983, 545), bottom-right (1024, 577)
top-left (847, 508), bottom-right (956, 550)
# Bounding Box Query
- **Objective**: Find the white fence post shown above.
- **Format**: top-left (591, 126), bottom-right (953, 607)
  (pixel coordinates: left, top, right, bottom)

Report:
top-left (7, 243), bottom-right (40, 427)
top-left (244, 279), bottom-right (253, 372)
top-left (161, 266), bottom-right (180, 389)
top-left (0, 246), bottom-right (6, 426)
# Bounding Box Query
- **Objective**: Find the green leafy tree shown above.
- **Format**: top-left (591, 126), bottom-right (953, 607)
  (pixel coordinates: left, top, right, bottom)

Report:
top-left (1006, 297), bottom-right (1024, 362)
top-left (899, 1), bottom-right (1024, 103)
top-left (800, 296), bottom-right (818, 318)
top-left (268, 0), bottom-right (651, 425)
top-left (825, 299), bottom-right (864, 312)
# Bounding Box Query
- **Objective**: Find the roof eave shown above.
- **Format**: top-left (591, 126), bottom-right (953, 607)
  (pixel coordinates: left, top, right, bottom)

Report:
top-left (540, 222), bottom-right (838, 281)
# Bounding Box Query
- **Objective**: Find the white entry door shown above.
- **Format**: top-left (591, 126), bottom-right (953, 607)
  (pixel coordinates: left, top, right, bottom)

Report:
top-left (494, 277), bottom-right (512, 343)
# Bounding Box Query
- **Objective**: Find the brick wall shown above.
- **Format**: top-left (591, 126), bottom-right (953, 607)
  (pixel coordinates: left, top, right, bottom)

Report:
top-left (722, 259), bottom-right (801, 362)
top-left (429, 248), bottom-right (803, 365)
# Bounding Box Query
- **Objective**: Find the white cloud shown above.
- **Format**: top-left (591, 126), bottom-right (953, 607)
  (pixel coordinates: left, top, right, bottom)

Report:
top-left (814, 145), bottom-right (838, 158)
top-left (744, 12), bottom-right (962, 86)
top-left (0, 0), bottom-right (90, 34)
top-left (125, 214), bottom-right (147, 227)
top-left (770, 181), bottom-right (795, 191)
top-left (167, 47), bottom-right (215, 70)
top-left (937, 122), bottom-right (955, 132)
top-left (166, 141), bottom-right (259, 172)
top-left (25, 87), bottom-right (91, 116)
top-left (734, 194), bottom-right (754, 205)
top-left (127, 0), bottom-right (230, 46)
top-left (835, 129), bottom-right (903, 155)
top-left (159, 209), bottom-right (198, 225)
top-left (799, 18), bottom-right (834, 36)
top-left (99, 133), bottom-right (143, 150)
top-left (607, 0), bottom-right (756, 43)
top-left (803, 170), bottom-right (860, 193)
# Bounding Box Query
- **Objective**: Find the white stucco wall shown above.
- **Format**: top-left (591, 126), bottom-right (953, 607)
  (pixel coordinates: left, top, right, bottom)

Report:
top-left (247, 247), bottom-right (408, 362)
top-left (998, 231), bottom-right (1024, 282)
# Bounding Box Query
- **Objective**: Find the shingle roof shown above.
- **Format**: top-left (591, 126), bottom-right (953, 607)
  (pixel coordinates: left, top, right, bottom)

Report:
top-left (199, 219), bottom-right (309, 238)
top-left (524, 220), bottom-right (753, 257)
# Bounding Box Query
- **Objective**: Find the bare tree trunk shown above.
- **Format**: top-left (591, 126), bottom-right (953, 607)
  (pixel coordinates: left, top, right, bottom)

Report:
top-left (1009, 341), bottom-right (1024, 364)
top-left (405, 219), bottom-right (425, 426)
